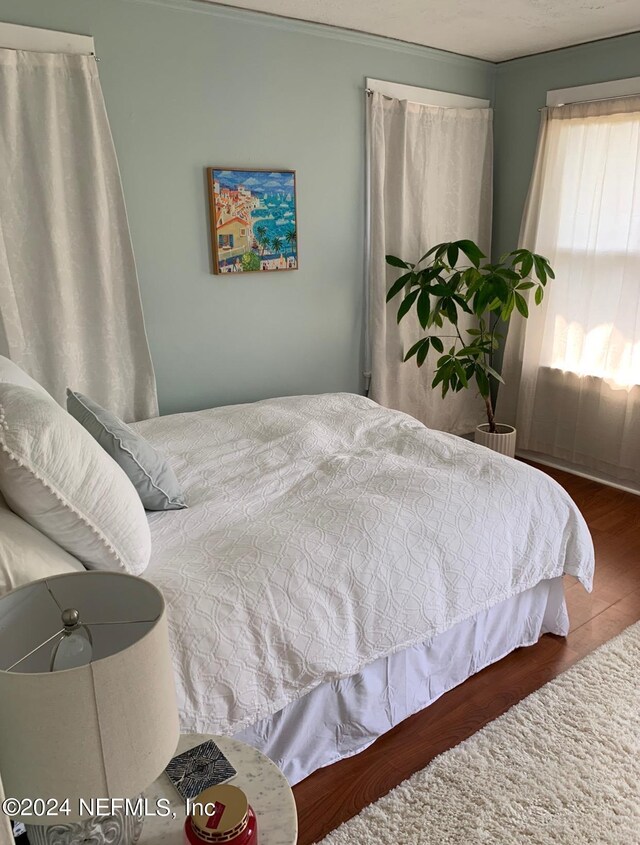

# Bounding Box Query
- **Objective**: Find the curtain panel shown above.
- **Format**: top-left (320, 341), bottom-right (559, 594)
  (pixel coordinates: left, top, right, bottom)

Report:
top-left (0, 49), bottom-right (157, 422)
top-left (499, 97), bottom-right (640, 487)
top-left (367, 92), bottom-right (493, 434)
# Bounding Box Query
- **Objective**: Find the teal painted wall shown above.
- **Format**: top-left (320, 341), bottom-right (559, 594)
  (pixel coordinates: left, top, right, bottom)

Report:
top-left (493, 33), bottom-right (640, 259)
top-left (0, 0), bottom-right (493, 414)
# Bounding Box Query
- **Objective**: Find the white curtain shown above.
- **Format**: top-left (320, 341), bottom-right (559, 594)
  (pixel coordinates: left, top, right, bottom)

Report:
top-left (0, 49), bottom-right (157, 422)
top-left (500, 97), bottom-right (640, 487)
top-left (0, 773), bottom-right (12, 843)
top-left (367, 91), bottom-right (493, 434)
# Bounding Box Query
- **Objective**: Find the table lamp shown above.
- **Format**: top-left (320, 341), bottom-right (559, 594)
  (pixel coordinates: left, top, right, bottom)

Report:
top-left (0, 571), bottom-right (180, 845)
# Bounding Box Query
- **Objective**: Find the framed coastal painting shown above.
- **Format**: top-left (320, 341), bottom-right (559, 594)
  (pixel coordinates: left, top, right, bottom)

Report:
top-left (207, 168), bottom-right (298, 274)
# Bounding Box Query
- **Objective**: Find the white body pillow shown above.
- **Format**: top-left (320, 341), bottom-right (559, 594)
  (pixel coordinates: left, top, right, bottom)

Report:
top-left (0, 384), bottom-right (151, 575)
top-left (0, 496), bottom-right (85, 597)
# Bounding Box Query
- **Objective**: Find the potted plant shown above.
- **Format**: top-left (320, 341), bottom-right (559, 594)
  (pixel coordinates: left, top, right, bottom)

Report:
top-left (385, 239), bottom-right (555, 457)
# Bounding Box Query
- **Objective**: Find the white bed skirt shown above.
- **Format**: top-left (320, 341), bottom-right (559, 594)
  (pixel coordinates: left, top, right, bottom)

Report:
top-left (234, 577), bottom-right (568, 784)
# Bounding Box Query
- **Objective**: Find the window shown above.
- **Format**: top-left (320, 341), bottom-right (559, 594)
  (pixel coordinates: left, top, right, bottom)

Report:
top-left (503, 89), bottom-right (640, 485)
top-left (534, 101), bottom-right (640, 388)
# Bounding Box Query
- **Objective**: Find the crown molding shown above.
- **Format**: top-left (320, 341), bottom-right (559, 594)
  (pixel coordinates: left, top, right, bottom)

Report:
top-left (117, 0), bottom-right (492, 68)
top-left (495, 28), bottom-right (640, 69)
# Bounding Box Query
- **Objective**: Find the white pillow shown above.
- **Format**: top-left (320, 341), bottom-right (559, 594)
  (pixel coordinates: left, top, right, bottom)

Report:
top-left (0, 496), bottom-right (85, 597)
top-left (0, 384), bottom-right (151, 575)
top-left (0, 354), bottom-right (52, 399)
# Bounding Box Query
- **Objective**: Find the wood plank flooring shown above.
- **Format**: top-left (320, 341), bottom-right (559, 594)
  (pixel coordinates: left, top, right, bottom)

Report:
top-left (292, 463), bottom-right (640, 844)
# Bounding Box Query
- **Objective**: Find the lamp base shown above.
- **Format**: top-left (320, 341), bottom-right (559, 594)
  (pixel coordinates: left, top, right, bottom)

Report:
top-left (25, 802), bottom-right (144, 845)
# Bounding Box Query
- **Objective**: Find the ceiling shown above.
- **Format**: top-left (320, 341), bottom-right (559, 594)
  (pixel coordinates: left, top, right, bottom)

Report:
top-left (204, 0), bottom-right (640, 62)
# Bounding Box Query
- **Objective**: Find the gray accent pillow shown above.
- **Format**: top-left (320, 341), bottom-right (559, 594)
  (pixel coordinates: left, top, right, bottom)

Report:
top-left (66, 389), bottom-right (186, 511)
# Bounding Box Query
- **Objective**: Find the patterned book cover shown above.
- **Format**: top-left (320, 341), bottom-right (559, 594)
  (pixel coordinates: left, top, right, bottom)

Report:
top-left (165, 740), bottom-right (237, 799)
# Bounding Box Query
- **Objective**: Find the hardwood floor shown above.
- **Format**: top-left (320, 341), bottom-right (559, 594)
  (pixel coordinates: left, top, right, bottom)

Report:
top-left (292, 464), bottom-right (640, 845)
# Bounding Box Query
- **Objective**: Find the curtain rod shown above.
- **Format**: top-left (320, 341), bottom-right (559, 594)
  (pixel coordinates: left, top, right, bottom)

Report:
top-left (0, 44), bottom-right (100, 60)
top-left (364, 88), bottom-right (491, 108)
top-left (539, 91), bottom-right (640, 111)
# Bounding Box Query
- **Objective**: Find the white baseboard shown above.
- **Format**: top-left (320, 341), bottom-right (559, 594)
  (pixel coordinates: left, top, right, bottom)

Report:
top-left (516, 451), bottom-right (640, 497)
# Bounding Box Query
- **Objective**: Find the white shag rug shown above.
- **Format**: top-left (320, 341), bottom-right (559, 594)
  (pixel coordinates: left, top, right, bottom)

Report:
top-left (319, 622), bottom-right (640, 844)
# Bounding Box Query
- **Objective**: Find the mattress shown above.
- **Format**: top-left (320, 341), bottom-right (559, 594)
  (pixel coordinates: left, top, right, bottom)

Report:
top-left (234, 576), bottom-right (568, 783)
top-left (132, 393), bottom-right (594, 736)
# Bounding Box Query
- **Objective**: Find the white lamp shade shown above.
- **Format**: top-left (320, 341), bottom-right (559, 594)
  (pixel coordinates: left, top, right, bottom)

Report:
top-left (0, 571), bottom-right (180, 823)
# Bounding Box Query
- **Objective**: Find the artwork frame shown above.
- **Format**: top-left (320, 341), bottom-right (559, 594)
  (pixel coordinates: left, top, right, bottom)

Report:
top-left (207, 167), bottom-right (299, 275)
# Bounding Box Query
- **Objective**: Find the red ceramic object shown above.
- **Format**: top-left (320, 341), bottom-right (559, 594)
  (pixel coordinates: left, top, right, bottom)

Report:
top-left (183, 785), bottom-right (258, 845)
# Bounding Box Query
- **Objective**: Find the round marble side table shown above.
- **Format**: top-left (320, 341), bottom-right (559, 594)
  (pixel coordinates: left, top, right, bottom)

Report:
top-left (141, 735), bottom-right (298, 845)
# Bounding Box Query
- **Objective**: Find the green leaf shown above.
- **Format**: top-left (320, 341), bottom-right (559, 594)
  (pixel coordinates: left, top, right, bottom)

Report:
top-left (444, 300), bottom-right (458, 324)
top-left (456, 239), bottom-right (485, 268)
top-left (473, 284), bottom-right (495, 316)
top-left (430, 336), bottom-right (444, 353)
top-left (520, 253), bottom-right (533, 278)
top-left (448, 271), bottom-right (462, 291)
top-left (417, 289), bottom-right (431, 329)
top-left (419, 266), bottom-right (445, 284)
top-left (386, 255), bottom-right (410, 269)
top-left (500, 292), bottom-right (516, 322)
top-left (403, 338), bottom-right (428, 362)
top-left (496, 268), bottom-right (520, 282)
top-left (397, 288), bottom-right (420, 323)
top-left (417, 243), bottom-right (445, 265)
top-left (515, 293), bottom-right (529, 318)
top-left (533, 255), bottom-right (548, 284)
top-left (453, 360), bottom-right (468, 388)
top-left (458, 345), bottom-right (482, 357)
top-left (435, 243), bottom-right (450, 262)
top-left (416, 339), bottom-right (431, 367)
top-left (463, 268), bottom-right (483, 295)
top-left (491, 275), bottom-right (511, 301)
top-left (386, 271), bottom-right (414, 303)
top-left (485, 364), bottom-right (505, 384)
top-left (430, 283), bottom-right (453, 296)
top-left (431, 370), bottom-right (444, 388)
top-left (476, 366), bottom-right (490, 398)
top-left (534, 286), bottom-right (544, 306)
top-left (431, 361), bottom-right (452, 387)
top-left (517, 281), bottom-right (535, 290)
top-left (451, 293), bottom-right (472, 313)
top-left (447, 244), bottom-right (459, 268)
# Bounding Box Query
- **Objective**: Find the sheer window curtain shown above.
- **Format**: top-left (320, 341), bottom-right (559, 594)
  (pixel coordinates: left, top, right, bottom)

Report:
top-left (0, 48), bottom-right (157, 422)
top-left (367, 92), bottom-right (493, 434)
top-left (499, 97), bottom-right (640, 487)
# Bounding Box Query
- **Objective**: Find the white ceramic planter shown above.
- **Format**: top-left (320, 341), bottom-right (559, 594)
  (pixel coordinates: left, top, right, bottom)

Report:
top-left (475, 423), bottom-right (517, 458)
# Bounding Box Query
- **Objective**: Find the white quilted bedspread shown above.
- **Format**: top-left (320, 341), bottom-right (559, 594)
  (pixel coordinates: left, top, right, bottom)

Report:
top-left (132, 393), bottom-right (594, 735)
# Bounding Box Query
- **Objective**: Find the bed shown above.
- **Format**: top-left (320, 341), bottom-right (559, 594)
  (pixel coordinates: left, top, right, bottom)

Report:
top-left (131, 392), bottom-right (594, 784)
